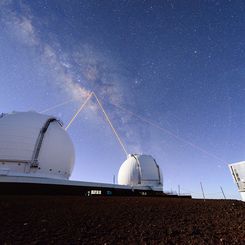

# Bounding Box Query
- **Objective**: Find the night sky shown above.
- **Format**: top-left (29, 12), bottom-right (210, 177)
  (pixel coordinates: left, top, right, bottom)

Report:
top-left (1, 0), bottom-right (245, 199)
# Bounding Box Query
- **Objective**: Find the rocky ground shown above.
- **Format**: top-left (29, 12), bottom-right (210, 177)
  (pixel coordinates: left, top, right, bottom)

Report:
top-left (0, 196), bottom-right (244, 244)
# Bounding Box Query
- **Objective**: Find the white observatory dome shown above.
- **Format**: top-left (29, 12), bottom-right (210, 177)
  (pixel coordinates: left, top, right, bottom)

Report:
top-left (0, 111), bottom-right (75, 180)
top-left (229, 161), bottom-right (245, 201)
top-left (118, 154), bottom-right (163, 190)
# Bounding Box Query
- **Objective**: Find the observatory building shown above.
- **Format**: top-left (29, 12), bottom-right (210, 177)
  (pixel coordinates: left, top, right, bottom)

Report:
top-left (118, 154), bottom-right (163, 191)
top-left (0, 111), bottom-right (167, 196)
top-left (0, 111), bottom-right (75, 180)
top-left (229, 161), bottom-right (245, 201)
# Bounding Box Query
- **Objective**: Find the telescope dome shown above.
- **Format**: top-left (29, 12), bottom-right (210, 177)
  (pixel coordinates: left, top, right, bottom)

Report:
top-left (0, 111), bottom-right (75, 180)
top-left (229, 161), bottom-right (245, 201)
top-left (118, 154), bottom-right (163, 190)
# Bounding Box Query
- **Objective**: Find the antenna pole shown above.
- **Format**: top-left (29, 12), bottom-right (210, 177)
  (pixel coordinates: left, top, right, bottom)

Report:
top-left (220, 186), bottom-right (226, 199)
top-left (200, 182), bottom-right (206, 201)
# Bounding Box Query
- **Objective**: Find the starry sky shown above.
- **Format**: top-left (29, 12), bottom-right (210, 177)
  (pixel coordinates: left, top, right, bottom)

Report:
top-left (1, 0), bottom-right (245, 199)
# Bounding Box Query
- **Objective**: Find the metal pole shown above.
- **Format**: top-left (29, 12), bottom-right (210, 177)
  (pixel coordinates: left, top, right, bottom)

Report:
top-left (113, 175), bottom-right (115, 185)
top-left (200, 182), bottom-right (205, 201)
top-left (220, 186), bottom-right (226, 199)
top-left (178, 185), bottom-right (180, 196)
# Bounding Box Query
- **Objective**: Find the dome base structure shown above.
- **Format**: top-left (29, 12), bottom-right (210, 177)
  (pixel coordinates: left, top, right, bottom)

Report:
top-left (0, 175), bottom-right (169, 196)
top-left (118, 154), bottom-right (163, 191)
top-left (0, 111), bottom-right (75, 180)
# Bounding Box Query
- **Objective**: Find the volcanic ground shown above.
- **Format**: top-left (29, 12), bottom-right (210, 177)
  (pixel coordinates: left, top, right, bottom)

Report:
top-left (0, 196), bottom-right (244, 244)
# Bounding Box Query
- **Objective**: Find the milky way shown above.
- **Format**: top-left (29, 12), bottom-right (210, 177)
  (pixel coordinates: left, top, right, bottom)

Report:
top-left (1, 0), bottom-right (245, 199)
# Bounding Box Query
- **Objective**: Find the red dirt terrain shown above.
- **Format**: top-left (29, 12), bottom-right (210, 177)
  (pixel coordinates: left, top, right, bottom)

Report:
top-left (0, 196), bottom-right (244, 244)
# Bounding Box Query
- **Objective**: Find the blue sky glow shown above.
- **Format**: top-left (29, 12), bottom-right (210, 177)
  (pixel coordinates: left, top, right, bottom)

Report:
top-left (1, 0), bottom-right (245, 199)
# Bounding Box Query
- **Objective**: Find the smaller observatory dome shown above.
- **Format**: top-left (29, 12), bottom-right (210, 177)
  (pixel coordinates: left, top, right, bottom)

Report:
top-left (0, 111), bottom-right (75, 180)
top-left (118, 154), bottom-right (163, 190)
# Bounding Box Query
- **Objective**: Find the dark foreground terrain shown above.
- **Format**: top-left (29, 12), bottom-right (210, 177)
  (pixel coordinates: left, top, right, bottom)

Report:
top-left (0, 196), bottom-right (244, 244)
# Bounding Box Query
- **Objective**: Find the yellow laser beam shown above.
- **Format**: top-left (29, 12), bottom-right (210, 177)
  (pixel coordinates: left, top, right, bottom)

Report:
top-left (40, 99), bottom-right (74, 113)
top-left (65, 92), bottom-right (93, 130)
top-left (110, 102), bottom-right (225, 163)
top-left (92, 92), bottom-right (128, 157)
